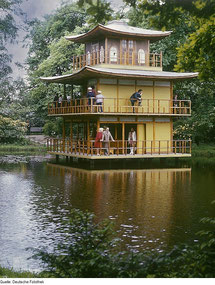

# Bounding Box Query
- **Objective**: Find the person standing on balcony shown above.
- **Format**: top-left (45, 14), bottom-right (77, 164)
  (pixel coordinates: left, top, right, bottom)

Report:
top-left (102, 127), bottom-right (115, 155)
top-left (128, 128), bottom-right (136, 155)
top-left (96, 90), bottom-right (104, 112)
top-left (94, 127), bottom-right (103, 155)
top-left (87, 87), bottom-right (95, 111)
top-left (130, 89), bottom-right (142, 112)
top-left (58, 95), bottom-right (63, 107)
top-left (53, 94), bottom-right (59, 108)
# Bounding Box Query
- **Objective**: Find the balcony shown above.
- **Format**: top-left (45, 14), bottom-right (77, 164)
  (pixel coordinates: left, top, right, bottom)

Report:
top-left (48, 98), bottom-right (191, 116)
top-left (47, 138), bottom-right (191, 159)
top-left (72, 49), bottom-right (162, 70)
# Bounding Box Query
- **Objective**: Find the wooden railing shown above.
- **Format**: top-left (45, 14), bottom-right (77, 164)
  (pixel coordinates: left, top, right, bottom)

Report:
top-left (48, 99), bottom-right (191, 116)
top-left (47, 138), bottom-right (191, 156)
top-left (72, 49), bottom-right (162, 70)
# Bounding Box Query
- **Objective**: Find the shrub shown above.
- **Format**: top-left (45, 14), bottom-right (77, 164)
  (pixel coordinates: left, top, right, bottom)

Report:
top-left (0, 115), bottom-right (27, 143)
top-left (33, 205), bottom-right (215, 278)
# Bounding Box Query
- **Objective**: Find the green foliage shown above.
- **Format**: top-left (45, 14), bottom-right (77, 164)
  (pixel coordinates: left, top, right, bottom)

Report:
top-left (25, 2), bottom-right (87, 126)
top-left (0, 114), bottom-right (27, 143)
top-left (0, 266), bottom-right (37, 278)
top-left (26, 4), bottom-right (85, 72)
top-left (175, 15), bottom-right (215, 80)
top-left (77, 0), bottom-right (114, 26)
top-left (0, 0), bottom-right (22, 104)
top-left (32, 206), bottom-right (215, 278)
top-left (43, 118), bottom-right (63, 136)
top-left (33, 209), bottom-right (118, 278)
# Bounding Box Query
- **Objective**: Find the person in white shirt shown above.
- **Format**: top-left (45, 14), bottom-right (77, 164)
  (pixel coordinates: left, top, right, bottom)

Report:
top-left (102, 127), bottom-right (114, 155)
top-left (128, 128), bottom-right (136, 155)
top-left (96, 90), bottom-right (104, 112)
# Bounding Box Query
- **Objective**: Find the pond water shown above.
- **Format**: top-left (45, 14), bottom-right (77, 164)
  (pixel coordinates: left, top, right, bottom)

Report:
top-left (0, 154), bottom-right (214, 272)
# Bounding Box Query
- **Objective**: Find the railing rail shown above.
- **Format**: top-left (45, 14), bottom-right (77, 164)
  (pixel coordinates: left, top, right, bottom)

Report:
top-left (48, 98), bottom-right (191, 115)
top-left (72, 49), bottom-right (162, 70)
top-left (47, 138), bottom-right (191, 156)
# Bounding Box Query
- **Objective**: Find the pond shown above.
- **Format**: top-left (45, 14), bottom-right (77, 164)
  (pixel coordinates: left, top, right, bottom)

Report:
top-left (0, 154), bottom-right (214, 272)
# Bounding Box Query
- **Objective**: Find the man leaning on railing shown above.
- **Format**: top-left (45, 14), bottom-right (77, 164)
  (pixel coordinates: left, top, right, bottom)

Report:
top-left (130, 89), bottom-right (142, 113)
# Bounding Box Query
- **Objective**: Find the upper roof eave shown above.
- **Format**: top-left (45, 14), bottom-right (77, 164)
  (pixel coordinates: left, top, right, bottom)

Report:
top-left (65, 24), bottom-right (172, 43)
top-left (40, 66), bottom-right (198, 84)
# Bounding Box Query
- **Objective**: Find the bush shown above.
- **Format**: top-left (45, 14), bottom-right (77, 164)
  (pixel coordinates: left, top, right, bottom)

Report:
top-left (0, 115), bottom-right (27, 143)
top-left (43, 118), bottom-right (63, 137)
top-left (33, 206), bottom-right (215, 278)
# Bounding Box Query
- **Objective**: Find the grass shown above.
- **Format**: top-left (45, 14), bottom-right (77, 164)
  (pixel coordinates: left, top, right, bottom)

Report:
top-left (191, 143), bottom-right (215, 158)
top-left (0, 139), bottom-right (46, 153)
top-left (0, 144), bottom-right (46, 152)
top-left (0, 266), bottom-right (39, 278)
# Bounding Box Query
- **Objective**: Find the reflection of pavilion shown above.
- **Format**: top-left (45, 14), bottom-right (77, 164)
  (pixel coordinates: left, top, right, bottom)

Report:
top-left (47, 163), bottom-right (191, 249)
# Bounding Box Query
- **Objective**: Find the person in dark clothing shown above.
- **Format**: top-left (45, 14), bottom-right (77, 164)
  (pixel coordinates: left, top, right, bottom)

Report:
top-left (87, 87), bottom-right (95, 110)
top-left (53, 94), bottom-right (59, 108)
top-left (91, 85), bottom-right (96, 97)
top-left (130, 89), bottom-right (143, 112)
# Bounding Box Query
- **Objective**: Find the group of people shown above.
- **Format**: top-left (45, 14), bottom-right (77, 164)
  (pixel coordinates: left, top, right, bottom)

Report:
top-left (94, 127), bottom-right (114, 155)
top-left (87, 86), bottom-right (104, 112)
top-left (94, 127), bottom-right (137, 155)
top-left (53, 87), bottom-right (143, 113)
top-left (53, 94), bottom-right (71, 107)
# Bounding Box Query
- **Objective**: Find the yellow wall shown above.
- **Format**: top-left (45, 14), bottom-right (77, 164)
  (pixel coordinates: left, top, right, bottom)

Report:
top-left (155, 122), bottom-right (171, 153)
top-left (98, 81), bottom-right (171, 113)
top-left (145, 122), bottom-right (153, 153)
top-left (154, 87), bottom-right (171, 114)
top-left (137, 124), bottom-right (145, 154)
top-left (99, 84), bottom-right (117, 112)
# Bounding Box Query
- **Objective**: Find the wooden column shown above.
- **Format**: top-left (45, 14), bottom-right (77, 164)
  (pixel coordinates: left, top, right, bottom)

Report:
top-left (62, 118), bottom-right (66, 139)
top-left (70, 121), bottom-right (73, 140)
top-left (115, 125), bottom-right (117, 140)
top-left (64, 84), bottom-right (66, 98)
top-left (97, 120), bottom-right (100, 131)
top-left (117, 79), bottom-right (119, 112)
top-left (105, 38), bottom-right (108, 63)
top-left (71, 84), bottom-right (74, 99)
top-left (87, 120), bottom-right (90, 141)
top-left (153, 118), bottom-right (155, 154)
top-left (122, 122), bottom-right (125, 154)
top-left (153, 80), bottom-right (155, 113)
top-left (70, 121), bottom-right (73, 153)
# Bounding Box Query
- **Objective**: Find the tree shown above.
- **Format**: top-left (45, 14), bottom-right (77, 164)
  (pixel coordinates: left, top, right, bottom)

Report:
top-left (126, 0), bottom-right (215, 143)
top-left (77, 0), bottom-right (114, 26)
top-left (0, 0), bottom-right (21, 105)
top-left (25, 3), bottom-right (87, 126)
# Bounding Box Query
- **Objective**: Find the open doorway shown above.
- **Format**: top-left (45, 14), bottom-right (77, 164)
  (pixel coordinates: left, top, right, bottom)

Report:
top-left (125, 124), bottom-right (137, 141)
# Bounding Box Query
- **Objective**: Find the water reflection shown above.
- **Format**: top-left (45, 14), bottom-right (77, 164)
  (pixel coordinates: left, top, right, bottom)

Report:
top-left (47, 164), bottom-right (192, 252)
top-left (1, 156), bottom-right (214, 272)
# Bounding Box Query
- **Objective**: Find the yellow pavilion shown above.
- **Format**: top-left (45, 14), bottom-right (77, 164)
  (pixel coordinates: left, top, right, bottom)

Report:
top-left (42, 20), bottom-right (198, 160)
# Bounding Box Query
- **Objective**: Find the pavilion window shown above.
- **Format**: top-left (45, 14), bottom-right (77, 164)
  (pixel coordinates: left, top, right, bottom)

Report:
top-left (128, 40), bottom-right (133, 50)
top-left (122, 40), bottom-right (127, 51)
top-left (110, 46), bottom-right (118, 62)
top-left (87, 51), bottom-right (91, 65)
top-left (138, 49), bottom-right (145, 64)
top-left (100, 46), bottom-right (105, 63)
